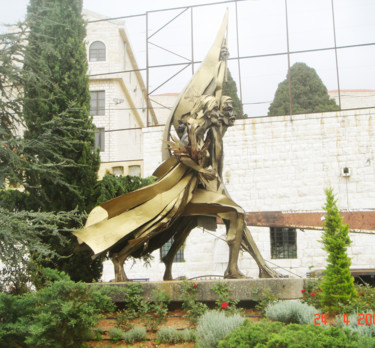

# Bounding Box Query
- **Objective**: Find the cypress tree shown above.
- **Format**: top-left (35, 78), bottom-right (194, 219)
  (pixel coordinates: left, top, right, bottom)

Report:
top-left (222, 69), bottom-right (247, 118)
top-left (23, 0), bottom-right (102, 281)
top-left (320, 188), bottom-right (357, 312)
top-left (268, 62), bottom-right (339, 116)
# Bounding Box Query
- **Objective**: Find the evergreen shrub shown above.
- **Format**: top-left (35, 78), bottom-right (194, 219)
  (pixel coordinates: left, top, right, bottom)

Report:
top-left (157, 327), bottom-right (195, 343)
top-left (218, 321), bottom-right (375, 348)
top-left (123, 326), bottom-right (147, 343)
top-left (108, 327), bottom-right (125, 342)
top-left (265, 300), bottom-right (319, 324)
top-left (195, 310), bottom-right (245, 348)
top-left (0, 268), bottom-right (115, 347)
top-left (337, 312), bottom-right (375, 337)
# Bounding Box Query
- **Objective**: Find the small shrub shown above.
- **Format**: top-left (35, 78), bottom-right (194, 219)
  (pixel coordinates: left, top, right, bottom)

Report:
top-left (251, 286), bottom-right (279, 314)
top-left (123, 326), bottom-right (147, 344)
top-left (0, 293), bottom-right (35, 346)
top-left (180, 281), bottom-right (208, 324)
top-left (195, 310), bottom-right (245, 348)
top-left (157, 327), bottom-right (195, 343)
top-left (115, 308), bottom-right (138, 330)
top-left (143, 289), bottom-right (171, 331)
top-left (108, 327), bottom-right (125, 342)
top-left (320, 188), bottom-right (357, 313)
top-left (218, 321), bottom-right (375, 348)
top-left (211, 281), bottom-right (240, 315)
top-left (337, 312), bottom-right (375, 337)
top-left (218, 320), bottom-right (284, 347)
top-left (340, 283), bottom-right (375, 314)
top-left (301, 278), bottom-right (323, 309)
top-left (0, 268), bottom-right (115, 348)
top-left (265, 300), bottom-right (319, 324)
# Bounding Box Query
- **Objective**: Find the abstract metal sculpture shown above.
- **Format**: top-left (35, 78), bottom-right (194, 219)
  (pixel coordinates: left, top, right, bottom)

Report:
top-left (73, 10), bottom-right (279, 281)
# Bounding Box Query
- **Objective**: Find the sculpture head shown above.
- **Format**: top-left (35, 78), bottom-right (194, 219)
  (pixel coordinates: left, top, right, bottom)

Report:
top-left (220, 96), bottom-right (236, 127)
top-left (190, 95), bottom-right (221, 127)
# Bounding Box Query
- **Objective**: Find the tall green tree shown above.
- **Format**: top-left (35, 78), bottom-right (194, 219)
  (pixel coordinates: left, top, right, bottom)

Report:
top-left (320, 188), bottom-right (357, 312)
top-left (23, 0), bottom-right (101, 282)
top-left (268, 62), bottom-right (339, 116)
top-left (223, 69), bottom-right (247, 118)
top-left (0, 25), bottom-right (81, 292)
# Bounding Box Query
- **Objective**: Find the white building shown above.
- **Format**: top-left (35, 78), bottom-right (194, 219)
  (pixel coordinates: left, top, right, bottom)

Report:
top-left (109, 108), bottom-right (374, 282)
top-left (85, 10), bottom-right (158, 179)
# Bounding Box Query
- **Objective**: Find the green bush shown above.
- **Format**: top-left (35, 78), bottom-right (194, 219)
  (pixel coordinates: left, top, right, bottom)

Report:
top-left (218, 320), bottom-right (284, 347)
top-left (211, 281), bottom-right (240, 315)
top-left (301, 278), bottom-right (323, 309)
top-left (180, 281), bottom-right (208, 324)
top-left (337, 312), bottom-right (375, 337)
top-left (0, 268), bottom-right (115, 347)
top-left (108, 327), bottom-right (125, 342)
top-left (0, 293), bottom-right (35, 346)
top-left (195, 310), bottom-right (245, 348)
top-left (157, 327), bottom-right (195, 343)
top-left (143, 289), bottom-right (171, 331)
top-left (123, 326), bottom-right (147, 343)
top-left (218, 320), bottom-right (375, 348)
top-left (251, 286), bottom-right (279, 314)
top-left (265, 300), bottom-right (319, 324)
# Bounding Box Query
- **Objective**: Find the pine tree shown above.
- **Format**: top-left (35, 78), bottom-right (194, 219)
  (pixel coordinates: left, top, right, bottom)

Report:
top-left (268, 62), bottom-right (339, 116)
top-left (320, 188), bottom-right (357, 312)
top-left (22, 0), bottom-right (101, 282)
top-left (222, 69), bottom-right (247, 118)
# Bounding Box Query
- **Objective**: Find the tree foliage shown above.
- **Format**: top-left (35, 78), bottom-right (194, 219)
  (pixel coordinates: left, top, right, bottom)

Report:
top-left (0, 24), bottom-right (87, 290)
top-left (222, 69), bottom-right (247, 118)
top-left (320, 188), bottom-right (357, 312)
top-left (268, 62), bottom-right (339, 116)
top-left (92, 174), bottom-right (157, 206)
top-left (23, 0), bottom-right (100, 212)
top-left (21, 0), bottom-right (101, 282)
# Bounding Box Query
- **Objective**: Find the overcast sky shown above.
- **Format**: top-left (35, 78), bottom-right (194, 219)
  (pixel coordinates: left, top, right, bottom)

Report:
top-left (1, 0), bottom-right (374, 116)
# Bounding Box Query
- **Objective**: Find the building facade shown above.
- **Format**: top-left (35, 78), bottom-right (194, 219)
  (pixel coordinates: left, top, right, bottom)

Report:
top-left (85, 10), bottom-right (158, 179)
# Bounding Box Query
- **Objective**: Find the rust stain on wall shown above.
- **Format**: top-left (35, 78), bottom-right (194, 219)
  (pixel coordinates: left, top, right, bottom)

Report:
top-left (243, 211), bottom-right (375, 232)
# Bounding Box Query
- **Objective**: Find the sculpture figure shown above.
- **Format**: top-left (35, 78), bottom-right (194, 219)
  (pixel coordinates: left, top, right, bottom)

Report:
top-left (73, 10), bottom-right (280, 281)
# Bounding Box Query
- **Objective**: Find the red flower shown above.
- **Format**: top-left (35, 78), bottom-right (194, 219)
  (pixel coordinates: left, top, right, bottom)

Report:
top-left (154, 314), bottom-right (159, 318)
top-left (221, 302), bottom-right (229, 309)
top-left (301, 289), bottom-right (306, 293)
top-left (193, 283), bottom-right (198, 288)
top-left (311, 292), bottom-right (315, 296)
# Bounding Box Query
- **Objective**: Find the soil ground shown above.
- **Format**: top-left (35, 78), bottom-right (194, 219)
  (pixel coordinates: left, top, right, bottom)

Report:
top-left (84, 308), bottom-right (262, 347)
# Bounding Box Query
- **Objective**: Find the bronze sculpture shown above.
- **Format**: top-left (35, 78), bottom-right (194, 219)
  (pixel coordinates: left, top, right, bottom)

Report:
top-left (73, 10), bottom-right (279, 281)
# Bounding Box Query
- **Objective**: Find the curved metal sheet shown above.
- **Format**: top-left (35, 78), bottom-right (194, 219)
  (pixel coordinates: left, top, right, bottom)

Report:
top-left (161, 10), bottom-right (229, 160)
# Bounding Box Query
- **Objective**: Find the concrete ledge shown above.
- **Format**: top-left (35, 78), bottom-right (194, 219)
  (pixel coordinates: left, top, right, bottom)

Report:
top-left (95, 278), bottom-right (308, 302)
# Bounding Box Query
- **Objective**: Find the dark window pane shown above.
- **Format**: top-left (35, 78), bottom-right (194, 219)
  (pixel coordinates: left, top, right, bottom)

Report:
top-left (160, 236), bottom-right (184, 263)
top-left (95, 127), bottom-right (105, 152)
top-left (270, 227), bottom-right (297, 259)
top-left (90, 91), bottom-right (105, 115)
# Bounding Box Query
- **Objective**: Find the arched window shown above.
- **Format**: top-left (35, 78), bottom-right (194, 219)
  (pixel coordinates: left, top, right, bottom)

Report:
top-left (89, 41), bottom-right (106, 62)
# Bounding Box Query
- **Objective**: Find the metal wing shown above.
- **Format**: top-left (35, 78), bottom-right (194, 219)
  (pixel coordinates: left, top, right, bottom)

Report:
top-left (161, 10), bottom-right (229, 161)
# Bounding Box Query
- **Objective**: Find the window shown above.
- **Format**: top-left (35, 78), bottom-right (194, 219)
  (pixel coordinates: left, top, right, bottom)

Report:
top-left (89, 41), bottom-right (106, 62)
top-left (128, 165), bottom-right (141, 177)
top-left (112, 166), bottom-right (124, 176)
top-left (160, 237), bottom-right (184, 262)
top-left (270, 227), bottom-right (297, 259)
top-left (90, 91), bottom-right (105, 116)
top-left (95, 127), bottom-right (105, 152)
